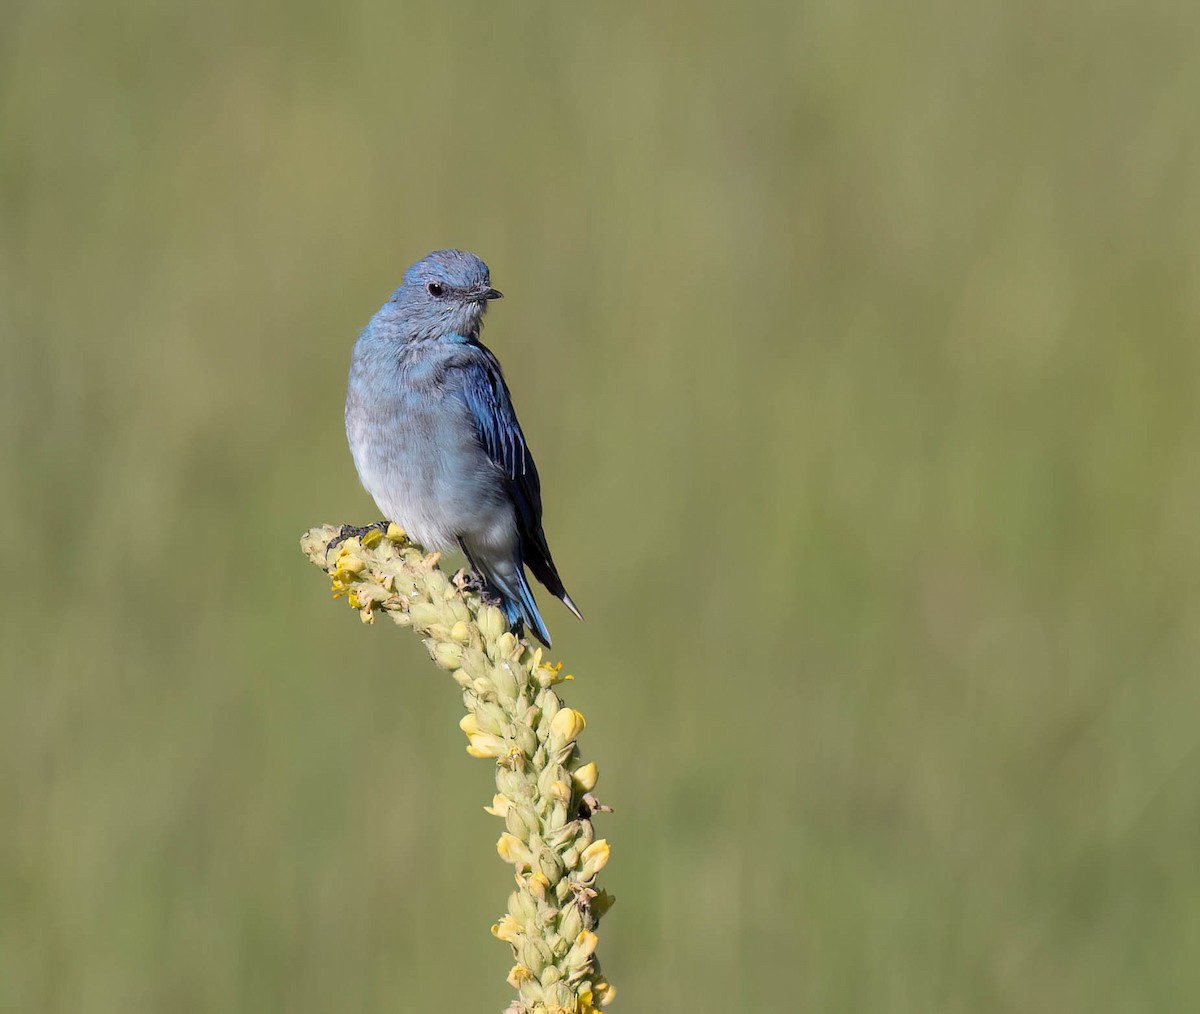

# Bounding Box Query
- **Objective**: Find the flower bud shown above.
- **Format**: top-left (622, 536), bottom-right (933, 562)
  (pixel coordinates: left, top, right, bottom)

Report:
top-left (496, 769), bottom-right (523, 797)
top-left (505, 806), bottom-right (532, 839)
top-left (474, 702), bottom-right (507, 735)
top-left (546, 820), bottom-right (580, 849)
top-left (517, 978), bottom-right (543, 1004)
top-left (426, 570), bottom-right (448, 598)
top-left (557, 904), bottom-right (583, 943)
top-left (516, 726), bottom-right (538, 758)
top-left (478, 605), bottom-right (507, 642)
top-left (519, 938), bottom-right (554, 978)
top-left (449, 620), bottom-right (471, 643)
top-left (491, 661), bottom-right (519, 701)
top-left (539, 763), bottom-right (570, 799)
top-left (407, 602), bottom-right (442, 629)
top-left (537, 850), bottom-right (564, 885)
top-left (547, 801), bottom-right (569, 833)
top-left (432, 641), bottom-right (463, 670)
top-left (545, 980), bottom-right (576, 1009)
top-left (509, 889), bottom-right (536, 921)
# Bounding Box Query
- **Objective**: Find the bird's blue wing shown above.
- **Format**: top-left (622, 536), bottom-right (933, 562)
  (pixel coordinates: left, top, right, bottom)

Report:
top-left (446, 350), bottom-right (544, 535)
top-left (445, 344), bottom-right (581, 634)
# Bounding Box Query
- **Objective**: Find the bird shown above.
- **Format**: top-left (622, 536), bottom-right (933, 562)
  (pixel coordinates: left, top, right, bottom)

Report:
top-left (343, 249), bottom-right (581, 647)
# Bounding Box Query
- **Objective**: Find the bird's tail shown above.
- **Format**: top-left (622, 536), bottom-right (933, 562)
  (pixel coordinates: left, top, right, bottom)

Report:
top-left (458, 540), bottom-right (554, 648)
top-left (524, 534), bottom-right (584, 623)
top-left (501, 567), bottom-right (553, 649)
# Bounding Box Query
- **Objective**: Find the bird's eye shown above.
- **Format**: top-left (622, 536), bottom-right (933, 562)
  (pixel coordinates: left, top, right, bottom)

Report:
top-left (427, 282), bottom-right (444, 297)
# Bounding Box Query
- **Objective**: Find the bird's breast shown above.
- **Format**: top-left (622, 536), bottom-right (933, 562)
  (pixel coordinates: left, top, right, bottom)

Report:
top-left (345, 361), bottom-right (510, 550)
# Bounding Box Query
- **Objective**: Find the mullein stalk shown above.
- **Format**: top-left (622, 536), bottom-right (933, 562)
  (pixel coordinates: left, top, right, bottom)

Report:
top-left (300, 524), bottom-right (615, 1014)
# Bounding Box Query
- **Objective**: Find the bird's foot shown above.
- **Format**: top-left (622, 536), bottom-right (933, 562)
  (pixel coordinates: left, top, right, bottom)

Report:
top-left (451, 568), bottom-right (480, 594)
top-left (451, 569), bottom-right (508, 613)
top-left (326, 520), bottom-right (389, 559)
top-left (478, 582), bottom-right (506, 609)
top-left (452, 569), bottom-right (499, 602)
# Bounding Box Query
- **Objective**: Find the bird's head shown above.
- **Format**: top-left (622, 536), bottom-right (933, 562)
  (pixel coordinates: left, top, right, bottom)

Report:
top-left (385, 249), bottom-right (503, 341)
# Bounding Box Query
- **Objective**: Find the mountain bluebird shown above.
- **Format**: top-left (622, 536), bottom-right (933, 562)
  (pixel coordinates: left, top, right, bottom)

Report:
top-left (344, 249), bottom-right (581, 647)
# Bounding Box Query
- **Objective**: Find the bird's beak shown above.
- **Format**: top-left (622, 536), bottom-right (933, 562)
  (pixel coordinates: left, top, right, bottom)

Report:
top-left (472, 287), bottom-right (503, 302)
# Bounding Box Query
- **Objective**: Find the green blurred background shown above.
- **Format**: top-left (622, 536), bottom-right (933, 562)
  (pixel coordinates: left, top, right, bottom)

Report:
top-left (3, 1), bottom-right (1199, 1011)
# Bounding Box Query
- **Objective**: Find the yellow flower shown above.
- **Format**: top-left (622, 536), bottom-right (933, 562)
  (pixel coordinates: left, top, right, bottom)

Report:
top-left (550, 708), bottom-right (586, 746)
top-left (466, 733), bottom-right (507, 759)
top-left (496, 832), bottom-right (530, 866)
top-left (483, 793), bottom-right (512, 817)
top-left (334, 554), bottom-right (366, 577)
top-left (526, 870), bottom-right (551, 901)
top-left (580, 839), bottom-right (610, 877)
top-left (572, 762), bottom-right (599, 792)
top-left (506, 964), bottom-right (535, 988)
top-left (573, 930), bottom-right (598, 959)
top-left (595, 979), bottom-right (616, 1006)
top-left (491, 914), bottom-right (522, 943)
